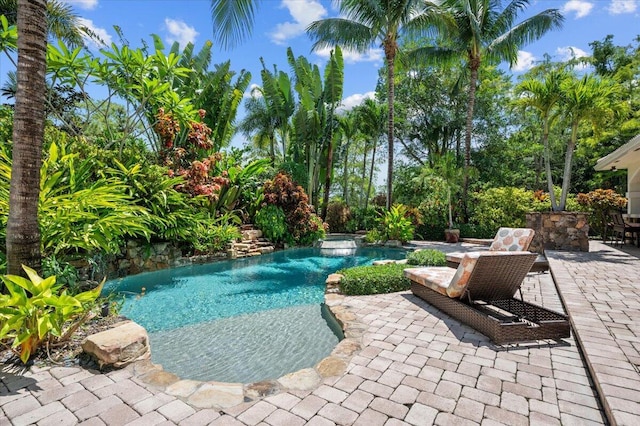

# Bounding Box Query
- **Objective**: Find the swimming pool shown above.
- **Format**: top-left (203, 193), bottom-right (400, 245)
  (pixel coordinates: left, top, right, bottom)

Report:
top-left (104, 246), bottom-right (406, 383)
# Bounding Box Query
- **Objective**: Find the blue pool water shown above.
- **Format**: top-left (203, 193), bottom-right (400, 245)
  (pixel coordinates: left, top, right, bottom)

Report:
top-left (104, 246), bottom-right (406, 382)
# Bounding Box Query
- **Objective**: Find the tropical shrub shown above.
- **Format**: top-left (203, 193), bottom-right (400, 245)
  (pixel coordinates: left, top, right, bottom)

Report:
top-left (338, 263), bottom-right (410, 295)
top-left (380, 204), bottom-right (415, 242)
top-left (577, 189), bottom-right (627, 237)
top-left (262, 172), bottom-right (326, 245)
top-left (255, 205), bottom-right (287, 244)
top-left (406, 249), bottom-right (446, 266)
top-left (191, 215), bottom-right (242, 254)
top-left (297, 215), bottom-right (327, 246)
top-left (469, 187), bottom-right (534, 231)
top-left (325, 201), bottom-right (351, 233)
top-left (0, 266), bottom-right (104, 363)
top-left (0, 141), bottom-right (152, 257)
top-left (346, 206), bottom-right (379, 233)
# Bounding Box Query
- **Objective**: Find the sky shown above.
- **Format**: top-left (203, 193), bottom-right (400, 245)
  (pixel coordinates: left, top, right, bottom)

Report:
top-left (0, 0), bottom-right (639, 138)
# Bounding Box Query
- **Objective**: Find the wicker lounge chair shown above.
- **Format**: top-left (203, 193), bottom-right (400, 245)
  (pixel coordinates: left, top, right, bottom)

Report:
top-left (405, 251), bottom-right (570, 344)
top-left (446, 227), bottom-right (548, 273)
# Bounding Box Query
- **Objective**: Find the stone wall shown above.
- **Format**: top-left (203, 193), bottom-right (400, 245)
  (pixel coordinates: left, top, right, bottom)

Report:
top-left (526, 211), bottom-right (590, 253)
top-left (75, 227), bottom-right (276, 284)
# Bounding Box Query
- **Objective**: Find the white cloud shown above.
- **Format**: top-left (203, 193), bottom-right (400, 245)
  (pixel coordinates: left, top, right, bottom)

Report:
top-left (556, 46), bottom-right (590, 70)
top-left (77, 17), bottom-right (112, 48)
top-left (556, 46), bottom-right (589, 61)
top-left (338, 91), bottom-right (376, 113)
top-left (164, 18), bottom-right (198, 47)
top-left (269, 0), bottom-right (327, 45)
top-left (314, 46), bottom-right (384, 64)
top-left (561, 0), bottom-right (594, 18)
top-left (62, 0), bottom-right (98, 10)
top-left (608, 0), bottom-right (638, 14)
top-left (512, 50), bottom-right (536, 72)
top-left (244, 84), bottom-right (263, 99)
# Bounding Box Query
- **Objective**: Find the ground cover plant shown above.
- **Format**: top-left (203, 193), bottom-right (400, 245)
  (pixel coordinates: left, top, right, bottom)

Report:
top-left (338, 263), bottom-right (410, 296)
top-left (406, 249), bottom-right (446, 266)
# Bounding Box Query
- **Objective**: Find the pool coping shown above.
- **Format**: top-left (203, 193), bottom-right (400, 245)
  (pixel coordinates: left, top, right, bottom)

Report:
top-left (119, 290), bottom-right (364, 410)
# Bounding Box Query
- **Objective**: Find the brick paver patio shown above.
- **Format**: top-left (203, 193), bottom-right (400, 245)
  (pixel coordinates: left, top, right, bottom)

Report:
top-left (2, 240), bottom-right (639, 425)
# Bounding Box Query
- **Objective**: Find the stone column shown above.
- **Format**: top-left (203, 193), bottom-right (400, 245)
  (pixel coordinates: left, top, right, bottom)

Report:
top-left (526, 212), bottom-right (590, 252)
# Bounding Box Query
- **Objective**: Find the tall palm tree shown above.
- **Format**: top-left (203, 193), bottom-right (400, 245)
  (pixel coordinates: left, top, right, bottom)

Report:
top-left (515, 68), bottom-right (568, 210)
top-left (0, 0), bottom-right (85, 48)
top-left (415, 0), bottom-right (563, 218)
top-left (355, 97), bottom-right (386, 210)
top-left (6, 0), bottom-right (47, 275)
top-left (306, 0), bottom-right (447, 210)
top-left (556, 74), bottom-right (627, 210)
top-left (239, 91), bottom-right (278, 161)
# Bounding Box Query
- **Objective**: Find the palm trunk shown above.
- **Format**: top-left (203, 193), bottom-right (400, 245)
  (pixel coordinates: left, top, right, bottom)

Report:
top-left (559, 122), bottom-right (579, 211)
top-left (366, 139), bottom-right (378, 211)
top-left (342, 143), bottom-right (349, 204)
top-left (361, 146), bottom-right (368, 209)
top-left (542, 117), bottom-right (558, 211)
top-left (385, 48), bottom-right (395, 210)
top-left (463, 59), bottom-right (480, 222)
top-left (321, 136), bottom-right (334, 219)
top-left (6, 0), bottom-right (48, 276)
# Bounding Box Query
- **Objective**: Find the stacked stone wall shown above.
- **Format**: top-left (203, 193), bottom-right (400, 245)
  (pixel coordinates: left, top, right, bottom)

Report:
top-left (526, 211), bottom-right (590, 253)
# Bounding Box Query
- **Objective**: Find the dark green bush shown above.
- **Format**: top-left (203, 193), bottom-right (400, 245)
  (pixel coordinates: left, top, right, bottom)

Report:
top-left (325, 201), bottom-right (351, 233)
top-left (338, 263), bottom-right (410, 295)
top-left (406, 249), bottom-right (446, 266)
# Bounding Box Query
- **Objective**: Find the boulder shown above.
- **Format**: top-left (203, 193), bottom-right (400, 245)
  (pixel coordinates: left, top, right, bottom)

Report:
top-left (82, 321), bottom-right (150, 368)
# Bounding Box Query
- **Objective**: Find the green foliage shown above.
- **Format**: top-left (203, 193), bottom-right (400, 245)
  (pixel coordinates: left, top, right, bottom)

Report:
top-left (577, 189), bottom-right (627, 237)
top-left (255, 205), bottom-right (287, 244)
top-left (0, 140), bottom-right (152, 257)
top-left (346, 207), bottom-right (379, 233)
top-left (406, 249), bottom-right (446, 266)
top-left (42, 256), bottom-right (79, 293)
top-left (338, 263), bottom-right (410, 296)
top-left (325, 201), bottom-right (351, 233)
top-left (0, 265), bottom-right (103, 363)
top-left (191, 215), bottom-right (242, 254)
top-left (469, 187), bottom-right (535, 231)
top-left (297, 214), bottom-right (326, 246)
top-left (262, 172), bottom-right (326, 245)
top-left (380, 204), bottom-right (415, 243)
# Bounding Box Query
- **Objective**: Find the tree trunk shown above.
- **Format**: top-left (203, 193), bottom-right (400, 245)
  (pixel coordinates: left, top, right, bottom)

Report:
top-left (321, 135), bottom-right (334, 219)
top-left (385, 46), bottom-right (395, 210)
top-left (6, 0), bottom-right (48, 276)
top-left (342, 143), bottom-right (349, 204)
top-left (463, 57), bottom-right (480, 222)
top-left (366, 139), bottom-right (378, 211)
top-left (361, 146), bottom-right (368, 209)
top-left (559, 122), bottom-right (578, 211)
top-left (542, 117), bottom-right (558, 211)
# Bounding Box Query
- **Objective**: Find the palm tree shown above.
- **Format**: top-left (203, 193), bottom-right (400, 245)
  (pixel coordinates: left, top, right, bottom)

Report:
top-left (515, 68), bottom-right (568, 210)
top-left (210, 0), bottom-right (261, 49)
top-left (6, 0), bottom-right (48, 275)
top-left (0, 0), bottom-right (85, 48)
top-left (355, 97), bottom-right (386, 210)
top-left (306, 0), bottom-right (447, 210)
top-left (336, 112), bottom-right (359, 205)
top-left (239, 91), bottom-right (278, 161)
top-left (414, 0), bottom-right (563, 218)
top-left (556, 74), bottom-right (627, 210)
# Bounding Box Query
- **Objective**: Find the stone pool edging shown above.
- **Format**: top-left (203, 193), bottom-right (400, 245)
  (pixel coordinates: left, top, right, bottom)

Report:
top-left (116, 291), bottom-right (365, 410)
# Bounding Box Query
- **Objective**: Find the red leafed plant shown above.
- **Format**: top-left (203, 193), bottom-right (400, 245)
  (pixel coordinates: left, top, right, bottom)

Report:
top-left (262, 172), bottom-right (326, 245)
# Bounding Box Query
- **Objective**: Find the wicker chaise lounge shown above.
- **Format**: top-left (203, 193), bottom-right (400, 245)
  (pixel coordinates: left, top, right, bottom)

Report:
top-left (405, 251), bottom-right (570, 344)
top-left (446, 227), bottom-right (548, 273)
